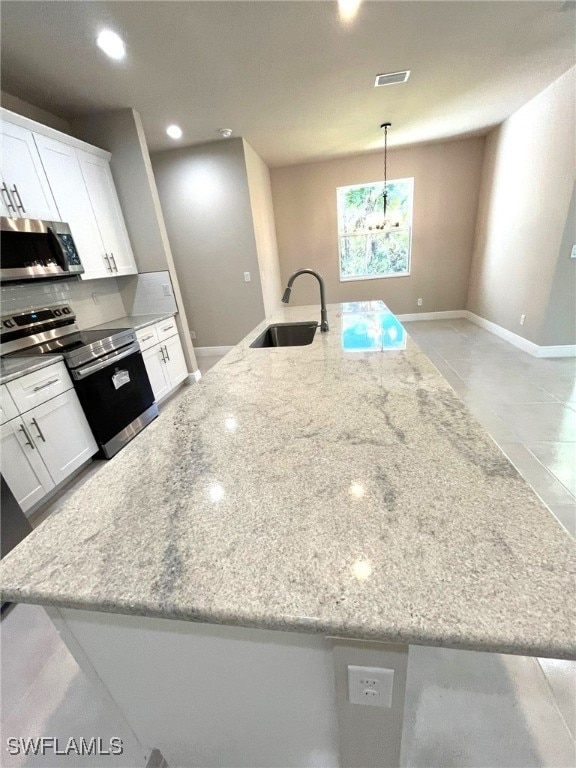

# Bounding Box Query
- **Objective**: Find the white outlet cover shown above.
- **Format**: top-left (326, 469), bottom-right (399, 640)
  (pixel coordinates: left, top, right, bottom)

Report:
top-left (348, 665), bottom-right (394, 707)
top-left (571, 244), bottom-right (576, 259)
top-left (162, 283), bottom-right (172, 296)
top-left (244, 272), bottom-right (251, 282)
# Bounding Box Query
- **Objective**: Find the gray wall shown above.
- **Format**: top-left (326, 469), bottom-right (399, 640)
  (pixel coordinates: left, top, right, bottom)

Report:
top-left (1, 90), bottom-right (71, 133)
top-left (243, 140), bottom-right (283, 317)
top-left (151, 138), bottom-right (266, 348)
top-left (270, 137), bottom-right (485, 315)
top-left (467, 68), bottom-right (575, 346)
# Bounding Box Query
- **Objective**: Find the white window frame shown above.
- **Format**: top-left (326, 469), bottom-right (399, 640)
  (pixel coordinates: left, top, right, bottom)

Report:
top-left (337, 178), bottom-right (414, 282)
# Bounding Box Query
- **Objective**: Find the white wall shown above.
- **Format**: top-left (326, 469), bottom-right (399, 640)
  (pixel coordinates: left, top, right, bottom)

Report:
top-left (1, 90), bottom-right (71, 134)
top-left (467, 68), bottom-right (575, 346)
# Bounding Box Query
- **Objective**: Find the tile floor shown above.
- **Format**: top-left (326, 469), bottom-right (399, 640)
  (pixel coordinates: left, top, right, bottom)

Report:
top-left (1, 321), bottom-right (574, 767)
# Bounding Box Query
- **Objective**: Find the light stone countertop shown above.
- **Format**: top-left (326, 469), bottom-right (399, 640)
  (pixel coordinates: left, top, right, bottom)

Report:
top-left (0, 355), bottom-right (64, 384)
top-left (88, 312), bottom-right (176, 333)
top-left (0, 302), bottom-right (574, 659)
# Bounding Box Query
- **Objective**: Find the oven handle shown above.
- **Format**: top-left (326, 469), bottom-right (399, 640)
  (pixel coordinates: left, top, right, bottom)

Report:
top-left (72, 342), bottom-right (141, 380)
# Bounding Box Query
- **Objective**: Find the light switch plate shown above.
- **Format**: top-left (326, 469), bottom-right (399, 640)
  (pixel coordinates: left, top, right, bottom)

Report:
top-left (348, 665), bottom-right (394, 707)
top-left (571, 244), bottom-right (576, 259)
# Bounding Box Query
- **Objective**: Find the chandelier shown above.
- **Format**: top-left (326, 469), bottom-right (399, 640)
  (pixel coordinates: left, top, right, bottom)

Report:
top-left (369, 122), bottom-right (400, 231)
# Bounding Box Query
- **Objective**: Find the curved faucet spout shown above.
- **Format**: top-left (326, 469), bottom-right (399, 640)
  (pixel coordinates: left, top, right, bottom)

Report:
top-left (281, 268), bottom-right (329, 332)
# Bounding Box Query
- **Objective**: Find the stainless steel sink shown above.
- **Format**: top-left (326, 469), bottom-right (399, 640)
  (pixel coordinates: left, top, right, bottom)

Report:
top-left (250, 322), bottom-right (318, 348)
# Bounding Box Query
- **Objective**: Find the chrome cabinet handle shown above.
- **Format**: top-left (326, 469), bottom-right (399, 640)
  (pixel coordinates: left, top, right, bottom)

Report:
top-left (162, 325), bottom-right (173, 331)
top-left (109, 253), bottom-right (118, 272)
top-left (30, 417), bottom-right (46, 443)
top-left (103, 254), bottom-right (113, 273)
top-left (140, 334), bottom-right (154, 342)
top-left (19, 423), bottom-right (36, 449)
top-left (1, 182), bottom-right (16, 214)
top-left (33, 378), bottom-right (59, 392)
top-left (163, 344), bottom-right (170, 361)
top-left (160, 346), bottom-right (166, 363)
top-left (10, 184), bottom-right (26, 214)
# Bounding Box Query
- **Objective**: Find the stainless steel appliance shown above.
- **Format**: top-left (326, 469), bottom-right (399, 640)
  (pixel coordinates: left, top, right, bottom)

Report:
top-left (1, 304), bottom-right (157, 458)
top-left (1, 217), bottom-right (84, 282)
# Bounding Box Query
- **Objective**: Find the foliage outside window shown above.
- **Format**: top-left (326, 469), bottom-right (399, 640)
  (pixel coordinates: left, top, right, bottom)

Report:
top-left (337, 178), bottom-right (414, 281)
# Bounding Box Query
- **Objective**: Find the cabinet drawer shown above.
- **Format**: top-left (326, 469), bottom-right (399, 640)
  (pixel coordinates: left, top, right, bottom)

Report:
top-left (155, 316), bottom-right (178, 342)
top-left (136, 325), bottom-right (160, 352)
top-left (6, 361), bottom-right (72, 413)
top-left (1, 385), bottom-right (19, 424)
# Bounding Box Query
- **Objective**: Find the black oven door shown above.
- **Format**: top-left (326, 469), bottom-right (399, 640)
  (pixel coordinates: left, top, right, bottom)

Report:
top-left (71, 344), bottom-right (157, 458)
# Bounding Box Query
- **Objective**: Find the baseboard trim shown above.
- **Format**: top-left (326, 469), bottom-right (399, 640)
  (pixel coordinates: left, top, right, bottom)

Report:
top-left (397, 310), bottom-right (466, 322)
top-left (398, 309), bottom-right (575, 358)
top-left (194, 346), bottom-right (233, 357)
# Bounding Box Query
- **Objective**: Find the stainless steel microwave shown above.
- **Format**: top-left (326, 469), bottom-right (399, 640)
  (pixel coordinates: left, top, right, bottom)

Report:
top-left (0, 217), bottom-right (84, 283)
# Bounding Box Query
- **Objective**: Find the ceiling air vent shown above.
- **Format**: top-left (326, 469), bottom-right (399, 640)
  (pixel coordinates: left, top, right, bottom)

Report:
top-left (374, 71), bottom-right (410, 87)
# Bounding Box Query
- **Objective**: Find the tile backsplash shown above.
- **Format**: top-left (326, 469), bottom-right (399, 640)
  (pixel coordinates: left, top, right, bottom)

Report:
top-left (120, 271), bottom-right (178, 316)
top-left (0, 277), bottom-right (128, 329)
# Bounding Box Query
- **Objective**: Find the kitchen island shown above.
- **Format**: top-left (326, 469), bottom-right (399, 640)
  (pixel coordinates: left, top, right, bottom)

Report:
top-left (1, 302), bottom-right (574, 767)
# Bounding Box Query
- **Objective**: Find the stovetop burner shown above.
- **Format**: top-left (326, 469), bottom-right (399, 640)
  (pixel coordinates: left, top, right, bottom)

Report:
top-left (0, 303), bottom-right (136, 369)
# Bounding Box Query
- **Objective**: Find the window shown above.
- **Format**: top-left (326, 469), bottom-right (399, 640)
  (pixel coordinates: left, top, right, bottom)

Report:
top-left (337, 178), bottom-right (414, 281)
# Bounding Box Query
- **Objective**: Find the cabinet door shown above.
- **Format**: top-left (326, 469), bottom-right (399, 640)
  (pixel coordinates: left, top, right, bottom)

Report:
top-left (0, 121), bottom-right (59, 220)
top-left (34, 135), bottom-right (111, 280)
top-left (163, 335), bottom-right (188, 388)
top-left (77, 150), bottom-right (137, 277)
top-left (143, 345), bottom-right (171, 402)
top-left (1, 418), bottom-right (55, 512)
top-left (25, 390), bottom-right (98, 486)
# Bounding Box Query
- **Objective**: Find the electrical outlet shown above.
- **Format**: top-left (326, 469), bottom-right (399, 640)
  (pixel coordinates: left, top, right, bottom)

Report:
top-left (417, 298), bottom-right (423, 306)
top-left (162, 283), bottom-right (172, 297)
top-left (348, 665), bottom-right (394, 708)
top-left (244, 272), bottom-right (251, 282)
top-left (520, 314), bottom-right (526, 326)
top-left (91, 292), bottom-right (101, 305)
top-left (190, 331), bottom-right (197, 340)
top-left (571, 245), bottom-right (576, 259)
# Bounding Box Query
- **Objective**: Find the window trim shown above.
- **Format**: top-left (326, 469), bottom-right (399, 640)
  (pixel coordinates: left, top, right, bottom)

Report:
top-left (336, 178), bottom-right (414, 282)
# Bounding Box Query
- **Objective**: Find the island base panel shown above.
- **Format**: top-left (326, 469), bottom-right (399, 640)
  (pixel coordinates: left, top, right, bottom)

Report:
top-left (51, 608), bottom-right (410, 768)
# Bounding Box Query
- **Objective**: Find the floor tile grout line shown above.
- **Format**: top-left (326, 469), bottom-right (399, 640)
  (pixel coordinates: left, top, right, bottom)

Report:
top-left (533, 656), bottom-right (576, 744)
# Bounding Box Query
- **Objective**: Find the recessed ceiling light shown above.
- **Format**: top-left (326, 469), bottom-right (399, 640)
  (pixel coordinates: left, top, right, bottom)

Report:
top-left (166, 125), bottom-right (183, 140)
top-left (96, 30), bottom-right (126, 61)
top-left (374, 71), bottom-right (411, 87)
top-left (338, 0), bottom-right (363, 22)
top-left (218, 128), bottom-right (233, 139)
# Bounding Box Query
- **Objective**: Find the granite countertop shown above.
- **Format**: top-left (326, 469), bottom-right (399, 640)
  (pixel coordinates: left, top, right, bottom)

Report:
top-left (88, 312), bottom-right (176, 333)
top-left (0, 355), bottom-right (64, 384)
top-left (0, 302), bottom-right (574, 659)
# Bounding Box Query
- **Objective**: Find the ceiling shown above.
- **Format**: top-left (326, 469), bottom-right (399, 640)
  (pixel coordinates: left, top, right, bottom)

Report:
top-left (1, 1), bottom-right (574, 167)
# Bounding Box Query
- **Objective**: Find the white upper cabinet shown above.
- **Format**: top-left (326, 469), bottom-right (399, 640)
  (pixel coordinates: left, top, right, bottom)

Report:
top-left (34, 135), bottom-right (113, 280)
top-left (0, 120), bottom-right (59, 221)
top-left (0, 110), bottom-right (139, 281)
top-left (77, 150), bottom-right (137, 277)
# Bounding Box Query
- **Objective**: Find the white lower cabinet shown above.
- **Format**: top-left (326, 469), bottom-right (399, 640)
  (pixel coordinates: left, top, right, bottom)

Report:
top-left (1, 387), bottom-right (98, 513)
top-left (1, 418), bottom-right (55, 512)
top-left (140, 320), bottom-right (188, 403)
top-left (142, 345), bottom-right (172, 403)
top-left (163, 334), bottom-right (188, 388)
top-left (23, 390), bottom-right (98, 486)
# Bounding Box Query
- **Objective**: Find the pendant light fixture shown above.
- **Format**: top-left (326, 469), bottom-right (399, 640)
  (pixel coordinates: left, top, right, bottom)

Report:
top-left (370, 122), bottom-right (399, 231)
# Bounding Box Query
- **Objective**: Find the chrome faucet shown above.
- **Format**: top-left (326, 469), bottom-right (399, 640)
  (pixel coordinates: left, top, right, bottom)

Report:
top-left (282, 269), bottom-right (329, 332)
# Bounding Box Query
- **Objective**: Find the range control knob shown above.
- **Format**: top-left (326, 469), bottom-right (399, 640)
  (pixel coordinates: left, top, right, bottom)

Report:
top-left (2, 319), bottom-right (15, 328)
top-left (53, 309), bottom-right (62, 316)
top-left (61, 307), bottom-right (71, 315)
